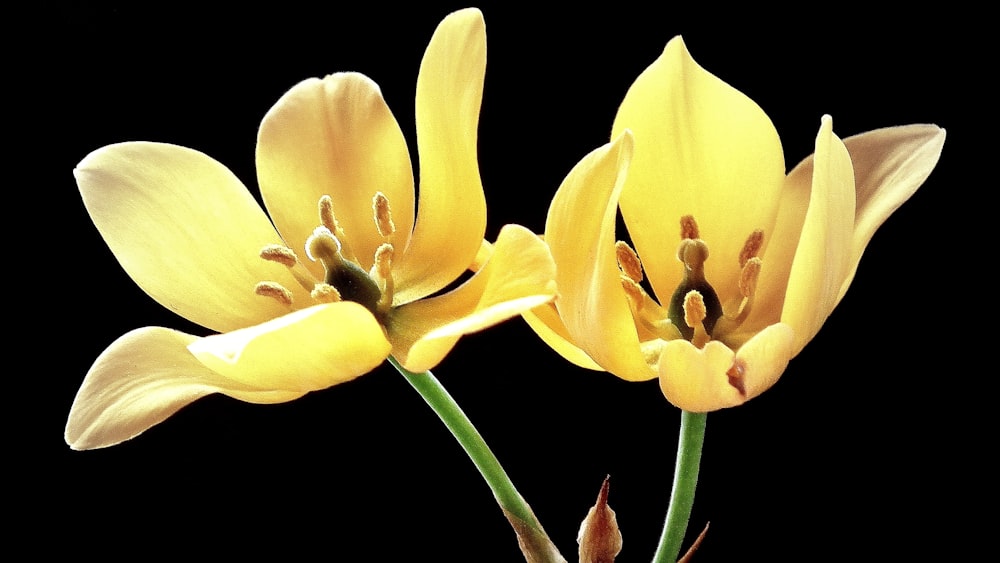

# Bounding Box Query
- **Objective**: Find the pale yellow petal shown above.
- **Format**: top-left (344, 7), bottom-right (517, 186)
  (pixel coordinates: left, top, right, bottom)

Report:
top-left (522, 303), bottom-right (604, 371)
top-left (389, 224), bottom-right (556, 372)
top-left (658, 323), bottom-right (793, 412)
top-left (780, 116), bottom-right (856, 355)
top-left (612, 37), bottom-right (785, 305)
top-left (65, 327), bottom-right (305, 450)
top-left (188, 303), bottom-right (391, 392)
top-left (393, 8), bottom-right (487, 304)
top-left (545, 132), bottom-right (655, 381)
top-left (76, 142), bottom-right (310, 333)
top-left (835, 124), bottom-right (945, 303)
top-left (256, 73), bottom-right (415, 276)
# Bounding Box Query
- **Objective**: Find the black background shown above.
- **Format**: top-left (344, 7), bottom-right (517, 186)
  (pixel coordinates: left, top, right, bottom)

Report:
top-left (31, 3), bottom-right (983, 561)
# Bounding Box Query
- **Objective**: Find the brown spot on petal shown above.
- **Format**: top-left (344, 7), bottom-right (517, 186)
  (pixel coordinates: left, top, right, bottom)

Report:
top-left (726, 359), bottom-right (747, 397)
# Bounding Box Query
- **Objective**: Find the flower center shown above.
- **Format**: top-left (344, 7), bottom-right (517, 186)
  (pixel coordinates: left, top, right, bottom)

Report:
top-left (254, 193), bottom-right (398, 322)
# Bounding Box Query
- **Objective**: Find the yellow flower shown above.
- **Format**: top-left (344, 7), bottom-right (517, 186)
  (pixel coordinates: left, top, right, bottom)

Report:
top-left (525, 37), bottom-right (944, 412)
top-left (66, 8), bottom-right (556, 450)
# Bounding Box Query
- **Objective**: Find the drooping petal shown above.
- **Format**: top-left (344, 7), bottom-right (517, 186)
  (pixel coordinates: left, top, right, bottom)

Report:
top-left (612, 37), bottom-right (786, 306)
top-left (522, 303), bottom-right (604, 371)
top-left (392, 8), bottom-right (487, 304)
top-left (545, 132), bottom-right (655, 381)
top-left (76, 142), bottom-right (311, 333)
top-left (188, 302), bottom-right (391, 392)
top-left (388, 224), bottom-right (556, 373)
top-left (835, 124), bottom-right (945, 303)
top-left (780, 116), bottom-right (856, 355)
top-left (257, 73), bottom-right (415, 276)
top-left (658, 323), bottom-right (793, 412)
top-left (65, 327), bottom-right (305, 450)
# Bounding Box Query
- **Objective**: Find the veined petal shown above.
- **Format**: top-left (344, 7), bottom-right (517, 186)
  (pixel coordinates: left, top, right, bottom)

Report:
top-left (188, 303), bottom-right (391, 392)
top-left (658, 323), bottom-right (793, 412)
top-left (612, 37), bottom-right (785, 306)
top-left (546, 132), bottom-right (655, 382)
top-left (835, 124), bottom-right (945, 304)
top-left (522, 303), bottom-right (604, 371)
top-left (76, 142), bottom-right (310, 333)
top-left (65, 327), bottom-right (305, 450)
top-left (393, 8), bottom-right (487, 304)
top-left (780, 116), bottom-right (856, 355)
top-left (388, 224), bottom-right (556, 373)
top-left (257, 73), bottom-right (415, 276)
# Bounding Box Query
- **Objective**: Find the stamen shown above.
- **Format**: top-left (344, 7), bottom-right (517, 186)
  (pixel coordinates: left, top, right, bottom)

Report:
top-left (319, 195), bottom-right (356, 262)
top-left (621, 277), bottom-right (682, 341)
top-left (310, 283), bottom-right (342, 303)
top-left (680, 215), bottom-right (699, 240)
top-left (259, 244), bottom-right (298, 268)
top-left (255, 281), bottom-right (293, 306)
top-left (738, 229), bottom-right (764, 267)
top-left (372, 243), bottom-right (395, 309)
top-left (372, 192), bottom-right (395, 238)
top-left (615, 241), bottom-right (644, 283)
top-left (739, 257), bottom-right (762, 298)
top-left (682, 290), bottom-right (710, 348)
top-left (621, 277), bottom-right (647, 310)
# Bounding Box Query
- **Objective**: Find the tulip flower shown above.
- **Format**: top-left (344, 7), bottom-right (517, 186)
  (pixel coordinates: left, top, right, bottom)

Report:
top-left (67, 8), bottom-right (556, 450)
top-left (526, 37), bottom-right (944, 413)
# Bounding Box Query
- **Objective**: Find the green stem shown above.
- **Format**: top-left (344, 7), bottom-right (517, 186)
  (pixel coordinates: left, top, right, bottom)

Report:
top-left (389, 356), bottom-right (564, 562)
top-left (652, 410), bottom-right (708, 563)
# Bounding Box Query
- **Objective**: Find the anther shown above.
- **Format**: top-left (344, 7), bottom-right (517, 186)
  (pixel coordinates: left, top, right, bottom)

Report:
top-left (738, 229), bottom-right (764, 267)
top-left (616, 241), bottom-right (644, 283)
top-left (260, 244), bottom-right (298, 268)
top-left (373, 192), bottom-right (395, 238)
top-left (373, 243), bottom-right (394, 280)
top-left (318, 195), bottom-right (339, 234)
top-left (682, 290), bottom-right (710, 348)
top-left (621, 277), bottom-right (647, 310)
top-left (255, 281), bottom-right (293, 306)
top-left (680, 215), bottom-right (699, 240)
top-left (739, 257), bottom-right (762, 298)
top-left (310, 283), bottom-right (342, 303)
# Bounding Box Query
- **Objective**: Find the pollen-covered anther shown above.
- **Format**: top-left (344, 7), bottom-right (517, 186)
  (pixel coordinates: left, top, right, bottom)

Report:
top-left (310, 283), bottom-right (341, 303)
top-left (615, 241), bottom-right (644, 282)
top-left (683, 290), bottom-right (710, 348)
top-left (680, 215), bottom-right (700, 240)
top-left (739, 257), bottom-right (762, 298)
top-left (371, 243), bottom-right (395, 308)
top-left (739, 229), bottom-right (764, 267)
top-left (372, 192), bottom-right (396, 238)
top-left (259, 244), bottom-right (298, 268)
top-left (318, 195), bottom-right (355, 261)
top-left (255, 281), bottom-right (293, 306)
top-left (621, 276), bottom-right (646, 310)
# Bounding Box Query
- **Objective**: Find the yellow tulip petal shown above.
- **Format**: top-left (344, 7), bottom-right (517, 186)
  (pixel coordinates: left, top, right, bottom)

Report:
top-left (835, 124), bottom-right (946, 304)
top-left (389, 224), bottom-right (556, 373)
top-left (780, 116), bottom-right (856, 354)
top-left (612, 37), bottom-right (786, 305)
top-left (546, 132), bottom-right (655, 381)
top-left (658, 323), bottom-right (793, 412)
top-left (188, 302), bottom-right (391, 392)
top-left (76, 142), bottom-right (310, 333)
top-left (522, 303), bottom-right (604, 371)
top-left (393, 8), bottom-right (487, 304)
top-left (65, 326), bottom-right (305, 450)
top-left (257, 73), bottom-right (415, 276)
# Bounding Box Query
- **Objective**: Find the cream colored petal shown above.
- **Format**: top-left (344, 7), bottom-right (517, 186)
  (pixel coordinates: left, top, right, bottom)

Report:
top-left (76, 142), bottom-right (310, 333)
top-left (257, 73), bottom-right (415, 277)
top-left (835, 124), bottom-right (945, 303)
top-left (66, 327), bottom-right (305, 450)
top-left (388, 224), bottom-right (556, 373)
top-left (545, 132), bottom-right (655, 381)
top-left (612, 37), bottom-right (786, 305)
top-left (780, 116), bottom-right (856, 355)
top-left (658, 323), bottom-right (793, 412)
top-left (522, 303), bottom-right (604, 371)
top-left (188, 302), bottom-right (391, 392)
top-left (392, 8), bottom-right (487, 304)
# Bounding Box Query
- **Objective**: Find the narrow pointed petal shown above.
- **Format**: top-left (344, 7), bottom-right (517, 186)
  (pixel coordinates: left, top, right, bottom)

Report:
top-left (393, 8), bottom-right (487, 304)
top-left (658, 323), bottom-right (793, 412)
top-left (522, 303), bottom-right (604, 371)
top-left (388, 224), bottom-right (556, 373)
top-left (257, 73), bottom-right (415, 275)
top-left (76, 142), bottom-right (310, 333)
top-left (780, 116), bottom-right (856, 354)
top-left (188, 302), bottom-right (391, 392)
top-left (66, 327), bottom-right (305, 450)
top-left (612, 37), bottom-right (785, 305)
top-left (546, 132), bottom-right (655, 381)
top-left (835, 124), bottom-right (945, 303)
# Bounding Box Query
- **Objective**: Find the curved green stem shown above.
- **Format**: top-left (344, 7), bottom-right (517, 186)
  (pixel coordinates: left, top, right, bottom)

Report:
top-left (389, 356), bottom-right (565, 563)
top-left (652, 410), bottom-right (707, 563)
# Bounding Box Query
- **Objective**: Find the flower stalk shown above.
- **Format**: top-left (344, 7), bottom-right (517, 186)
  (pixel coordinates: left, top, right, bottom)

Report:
top-left (389, 356), bottom-right (566, 563)
top-left (653, 410), bottom-right (707, 563)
